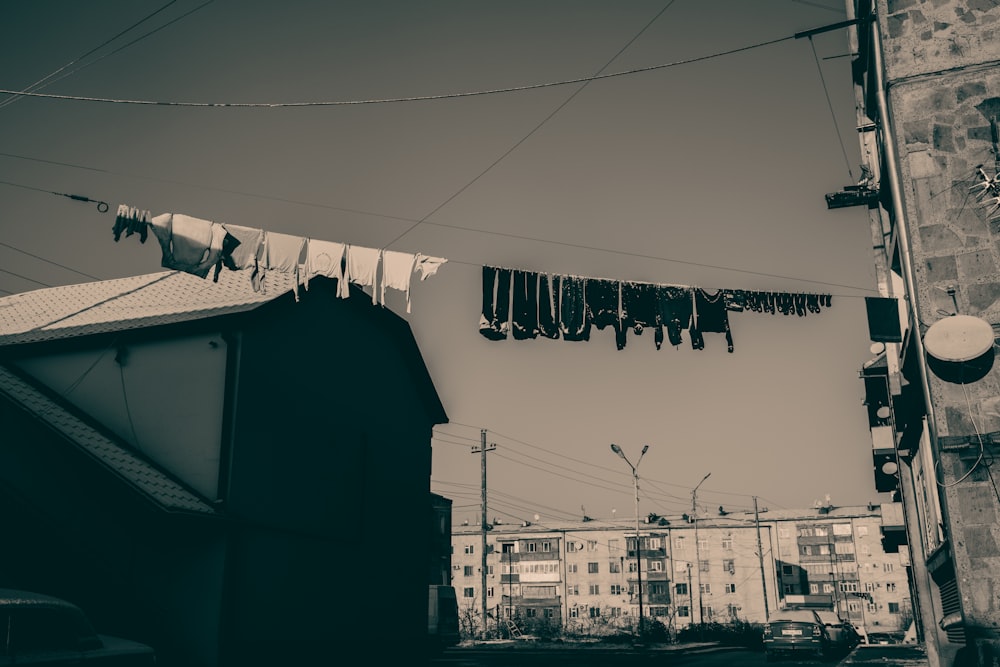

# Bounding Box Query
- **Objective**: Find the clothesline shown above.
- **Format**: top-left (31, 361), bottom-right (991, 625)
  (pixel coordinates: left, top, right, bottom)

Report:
top-left (112, 205), bottom-right (447, 313)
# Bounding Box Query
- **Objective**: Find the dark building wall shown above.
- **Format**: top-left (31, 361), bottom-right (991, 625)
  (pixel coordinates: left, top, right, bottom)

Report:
top-left (223, 279), bottom-right (441, 660)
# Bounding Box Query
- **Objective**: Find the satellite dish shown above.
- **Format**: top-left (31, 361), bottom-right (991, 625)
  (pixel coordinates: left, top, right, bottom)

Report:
top-left (924, 315), bottom-right (994, 363)
top-left (870, 342), bottom-right (886, 355)
top-left (876, 406), bottom-right (891, 419)
top-left (881, 460), bottom-right (899, 475)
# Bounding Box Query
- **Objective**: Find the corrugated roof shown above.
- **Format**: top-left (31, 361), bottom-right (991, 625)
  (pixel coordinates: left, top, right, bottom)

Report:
top-left (0, 365), bottom-right (216, 515)
top-left (0, 268), bottom-right (295, 347)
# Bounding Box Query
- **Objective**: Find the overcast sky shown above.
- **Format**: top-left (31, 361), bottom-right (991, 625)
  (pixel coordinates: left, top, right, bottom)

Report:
top-left (0, 0), bottom-right (884, 527)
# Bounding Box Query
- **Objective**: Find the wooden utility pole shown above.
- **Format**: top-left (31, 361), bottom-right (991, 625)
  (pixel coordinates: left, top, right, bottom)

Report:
top-left (472, 429), bottom-right (495, 636)
top-left (754, 496), bottom-right (770, 621)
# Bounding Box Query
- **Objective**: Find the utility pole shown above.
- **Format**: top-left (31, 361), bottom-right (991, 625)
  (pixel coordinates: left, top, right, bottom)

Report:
top-left (687, 563), bottom-right (694, 627)
top-left (754, 497), bottom-right (769, 621)
top-left (692, 472), bottom-right (711, 627)
top-left (472, 429), bottom-right (495, 637)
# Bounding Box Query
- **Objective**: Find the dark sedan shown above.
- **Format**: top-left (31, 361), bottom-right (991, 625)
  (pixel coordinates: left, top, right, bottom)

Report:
top-left (0, 588), bottom-right (156, 665)
top-left (763, 608), bottom-right (830, 661)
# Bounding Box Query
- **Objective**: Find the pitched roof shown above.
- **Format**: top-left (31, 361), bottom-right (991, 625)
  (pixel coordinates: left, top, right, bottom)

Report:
top-left (0, 268), bottom-right (294, 347)
top-left (0, 365), bottom-right (216, 515)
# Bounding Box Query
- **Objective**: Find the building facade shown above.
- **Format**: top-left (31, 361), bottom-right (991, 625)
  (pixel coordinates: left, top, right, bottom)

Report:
top-left (451, 504), bottom-right (910, 638)
top-left (842, 1), bottom-right (1000, 665)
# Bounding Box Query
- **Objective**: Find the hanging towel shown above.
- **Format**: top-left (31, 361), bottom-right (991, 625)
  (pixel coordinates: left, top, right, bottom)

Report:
top-left (149, 213), bottom-right (226, 279)
top-left (343, 244), bottom-right (381, 303)
top-left (479, 266), bottom-right (511, 341)
top-left (222, 224), bottom-right (264, 270)
top-left (303, 239), bottom-right (345, 291)
top-left (380, 250), bottom-right (417, 312)
top-left (414, 253), bottom-right (448, 280)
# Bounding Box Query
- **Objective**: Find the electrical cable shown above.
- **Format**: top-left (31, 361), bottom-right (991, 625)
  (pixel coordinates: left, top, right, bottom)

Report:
top-left (0, 241), bottom-right (100, 280)
top-left (808, 36), bottom-right (854, 182)
top-left (0, 33), bottom-right (799, 108)
top-left (384, 0), bottom-right (679, 250)
top-left (0, 0), bottom-right (182, 110)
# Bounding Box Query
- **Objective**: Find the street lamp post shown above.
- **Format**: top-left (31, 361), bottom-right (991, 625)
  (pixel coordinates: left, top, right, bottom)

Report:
top-left (610, 443), bottom-right (649, 639)
top-left (692, 472), bottom-right (711, 628)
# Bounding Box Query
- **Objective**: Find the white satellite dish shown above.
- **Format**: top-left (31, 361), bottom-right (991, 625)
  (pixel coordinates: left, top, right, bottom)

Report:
top-left (876, 406), bottom-right (891, 419)
top-left (924, 315), bottom-right (994, 363)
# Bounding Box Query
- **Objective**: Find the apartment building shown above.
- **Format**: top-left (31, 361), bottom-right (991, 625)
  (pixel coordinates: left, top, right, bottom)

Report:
top-left (451, 504), bottom-right (910, 637)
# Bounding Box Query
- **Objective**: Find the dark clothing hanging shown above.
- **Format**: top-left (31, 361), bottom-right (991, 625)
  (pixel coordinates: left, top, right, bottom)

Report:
top-left (559, 276), bottom-right (590, 341)
top-left (511, 270), bottom-right (540, 340)
top-left (537, 273), bottom-right (561, 339)
top-left (623, 282), bottom-right (657, 337)
top-left (694, 288), bottom-right (734, 352)
top-left (479, 266), bottom-right (511, 340)
top-left (655, 286), bottom-right (692, 348)
top-left (586, 279), bottom-right (626, 349)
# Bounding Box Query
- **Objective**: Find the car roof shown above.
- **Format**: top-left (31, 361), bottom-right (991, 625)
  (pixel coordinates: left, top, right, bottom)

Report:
top-left (815, 611), bottom-right (844, 623)
top-left (770, 609), bottom-right (820, 622)
top-left (0, 589), bottom-right (81, 611)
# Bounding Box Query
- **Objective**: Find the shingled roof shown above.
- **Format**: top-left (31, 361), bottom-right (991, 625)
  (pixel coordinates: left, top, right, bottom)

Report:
top-left (0, 268), bottom-right (294, 347)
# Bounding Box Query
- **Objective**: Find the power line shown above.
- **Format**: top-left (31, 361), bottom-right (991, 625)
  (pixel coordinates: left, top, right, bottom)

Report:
top-left (385, 0), bottom-right (679, 250)
top-left (0, 242), bottom-right (100, 280)
top-left (0, 33), bottom-right (799, 108)
top-left (807, 36), bottom-right (854, 181)
top-left (0, 0), bottom-right (183, 109)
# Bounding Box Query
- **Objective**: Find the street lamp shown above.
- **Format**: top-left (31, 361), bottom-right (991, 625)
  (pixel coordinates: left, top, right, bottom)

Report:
top-left (610, 443), bottom-right (649, 638)
top-left (692, 472), bottom-right (711, 628)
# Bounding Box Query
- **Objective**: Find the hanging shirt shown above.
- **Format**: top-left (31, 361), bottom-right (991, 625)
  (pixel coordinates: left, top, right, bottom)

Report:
top-left (656, 286), bottom-right (692, 348)
top-left (415, 254), bottom-right (448, 280)
top-left (558, 276), bottom-right (590, 342)
top-left (223, 224), bottom-right (264, 270)
top-left (694, 288), bottom-right (734, 352)
top-left (586, 279), bottom-right (626, 350)
top-left (479, 266), bottom-right (511, 341)
top-left (381, 250), bottom-right (417, 312)
top-left (623, 282), bottom-right (657, 337)
top-left (303, 239), bottom-right (345, 291)
top-left (343, 244), bottom-right (381, 303)
top-left (257, 231), bottom-right (307, 301)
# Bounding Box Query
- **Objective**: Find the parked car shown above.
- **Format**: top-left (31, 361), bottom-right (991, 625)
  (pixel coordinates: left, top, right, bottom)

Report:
top-left (814, 610), bottom-right (862, 653)
top-left (763, 609), bottom-right (831, 661)
top-left (865, 632), bottom-right (903, 645)
top-left (0, 588), bottom-right (156, 665)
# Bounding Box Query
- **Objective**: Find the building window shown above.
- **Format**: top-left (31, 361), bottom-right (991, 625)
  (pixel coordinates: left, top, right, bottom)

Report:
top-left (527, 543), bottom-right (536, 553)
top-left (609, 539), bottom-right (620, 552)
top-left (570, 607), bottom-right (579, 618)
top-left (722, 559), bottom-right (735, 574)
top-left (721, 536), bottom-right (733, 550)
top-left (699, 560), bottom-right (710, 573)
top-left (568, 564), bottom-right (578, 574)
top-left (725, 583), bottom-right (736, 594)
top-left (609, 560), bottom-right (621, 573)
top-left (464, 544), bottom-right (475, 555)
top-left (728, 604), bottom-right (740, 618)
top-left (544, 608), bottom-right (554, 618)
top-left (704, 606), bottom-right (714, 620)
top-left (884, 563), bottom-right (894, 573)
top-left (568, 585), bottom-right (579, 596)
top-left (587, 540), bottom-right (597, 551)
top-left (651, 584), bottom-right (666, 595)
top-left (487, 587), bottom-right (494, 598)
top-left (463, 587), bottom-right (475, 598)
top-left (464, 566), bottom-right (474, 576)
top-left (588, 562), bottom-right (599, 574)
top-left (698, 538), bottom-right (708, 550)
top-left (567, 542), bottom-right (578, 553)
top-left (649, 538), bottom-right (661, 549)
top-left (526, 608), bottom-right (537, 618)
top-left (487, 565), bottom-right (494, 575)
top-left (677, 605), bottom-right (690, 618)
top-left (803, 546), bottom-right (812, 556)
top-left (589, 607), bottom-right (601, 618)
top-left (611, 584), bottom-right (622, 595)
top-left (783, 584), bottom-right (793, 594)
top-left (542, 541), bottom-right (551, 552)
top-left (782, 565), bottom-right (793, 576)
top-left (610, 607), bottom-right (622, 617)
top-left (865, 582), bottom-right (876, 592)
top-left (888, 602), bottom-right (900, 614)
top-left (502, 542), bottom-right (514, 554)
top-left (628, 562), bottom-right (638, 573)
top-left (835, 542), bottom-right (855, 555)
top-left (840, 582), bottom-right (859, 593)
top-left (867, 602), bottom-right (877, 614)
top-left (815, 527), bottom-right (828, 537)
top-left (700, 583), bottom-right (711, 595)
top-left (810, 584), bottom-right (819, 594)
top-left (847, 601), bottom-right (861, 612)
top-left (647, 560), bottom-right (663, 572)
top-left (675, 536), bottom-right (686, 550)
top-left (818, 544), bottom-right (830, 555)
top-left (589, 584), bottom-right (600, 595)
top-left (887, 582), bottom-right (896, 592)
top-left (676, 583), bottom-right (688, 596)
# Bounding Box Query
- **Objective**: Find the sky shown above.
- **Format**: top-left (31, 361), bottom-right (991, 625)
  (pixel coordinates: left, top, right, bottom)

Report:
top-left (0, 1), bottom-right (884, 528)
